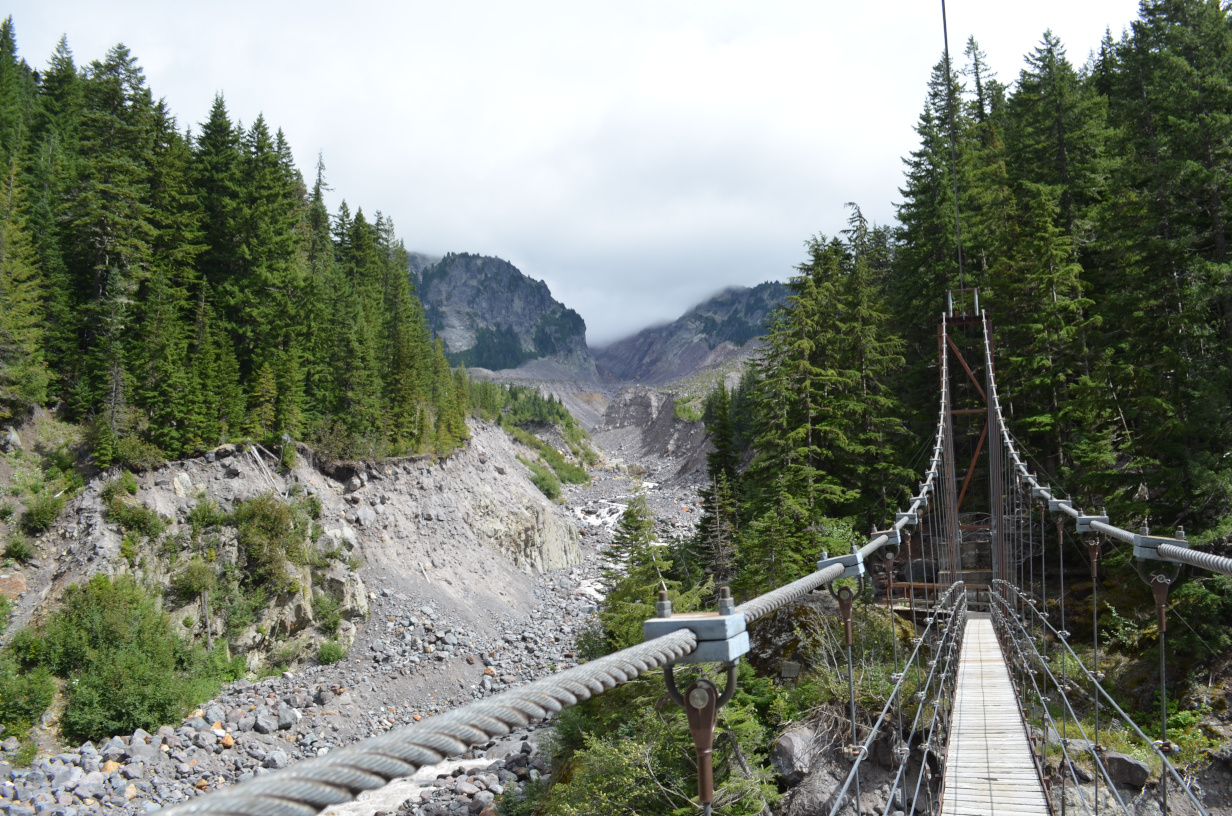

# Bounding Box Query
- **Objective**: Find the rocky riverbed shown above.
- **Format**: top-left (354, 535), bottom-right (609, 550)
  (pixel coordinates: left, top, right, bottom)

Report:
top-left (0, 414), bottom-right (710, 816)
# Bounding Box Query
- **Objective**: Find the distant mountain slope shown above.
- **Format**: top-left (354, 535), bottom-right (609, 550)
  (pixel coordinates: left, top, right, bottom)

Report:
top-left (593, 282), bottom-right (787, 384)
top-left (413, 253), bottom-right (596, 378)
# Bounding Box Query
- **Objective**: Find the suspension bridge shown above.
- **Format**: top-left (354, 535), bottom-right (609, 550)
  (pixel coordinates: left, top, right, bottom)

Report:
top-left (165, 299), bottom-right (1232, 816)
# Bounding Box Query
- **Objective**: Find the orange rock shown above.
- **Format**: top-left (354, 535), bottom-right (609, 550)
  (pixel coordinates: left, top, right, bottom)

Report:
top-left (220, 734), bottom-right (234, 748)
top-left (102, 760), bottom-right (121, 774)
top-left (212, 721), bottom-right (224, 730)
top-left (413, 714), bottom-right (422, 721)
top-left (0, 572), bottom-right (27, 599)
top-left (483, 667), bottom-right (497, 676)
top-left (191, 708), bottom-right (205, 719)
top-left (125, 784), bottom-right (137, 800)
top-left (195, 778), bottom-right (209, 790)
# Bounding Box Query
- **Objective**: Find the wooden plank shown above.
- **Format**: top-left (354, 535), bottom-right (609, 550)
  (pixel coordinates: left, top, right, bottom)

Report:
top-left (940, 614), bottom-right (1049, 816)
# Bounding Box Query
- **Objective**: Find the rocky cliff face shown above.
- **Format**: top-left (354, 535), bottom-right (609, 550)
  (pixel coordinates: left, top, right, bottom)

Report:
top-left (592, 386), bottom-right (711, 486)
top-left (414, 253), bottom-right (596, 378)
top-left (593, 281), bottom-right (787, 384)
top-left (4, 422), bottom-right (582, 674)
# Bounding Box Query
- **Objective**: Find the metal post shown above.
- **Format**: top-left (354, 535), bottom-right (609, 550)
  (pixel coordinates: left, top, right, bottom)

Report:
top-left (1087, 536), bottom-right (1102, 816)
top-left (1147, 569), bottom-right (1174, 816)
top-left (837, 586), bottom-right (862, 816)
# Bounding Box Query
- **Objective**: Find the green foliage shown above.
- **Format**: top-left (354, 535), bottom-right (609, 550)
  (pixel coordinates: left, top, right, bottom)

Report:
top-left (171, 556), bottom-right (216, 598)
top-left (4, 534), bottom-right (33, 563)
top-left (312, 593), bottom-right (341, 636)
top-left (317, 640), bottom-right (345, 664)
top-left (518, 455), bottom-right (560, 500)
top-left (103, 498), bottom-right (167, 539)
top-left (672, 400), bottom-right (702, 422)
top-left (0, 502), bottom-right (12, 521)
top-left (9, 574), bottom-right (233, 742)
top-left (19, 493), bottom-right (63, 535)
top-left (187, 496), bottom-right (227, 535)
top-left (229, 493), bottom-right (304, 593)
top-left (100, 470), bottom-right (138, 503)
top-left (508, 425), bottom-right (589, 484)
top-left (113, 435), bottom-right (166, 471)
top-left (0, 654), bottom-right (53, 740)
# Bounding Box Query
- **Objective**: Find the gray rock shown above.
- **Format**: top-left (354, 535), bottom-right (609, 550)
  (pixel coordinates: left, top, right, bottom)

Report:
top-left (253, 712), bottom-right (278, 735)
top-left (0, 738), bottom-right (18, 753)
top-left (276, 703), bottom-right (301, 730)
top-left (203, 706), bottom-right (226, 725)
top-left (344, 477), bottom-right (362, 494)
top-left (771, 729), bottom-right (814, 786)
top-left (263, 750), bottom-right (289, 770)
top-left (355, 507), bottom-right (377, 527)
top-left (237, 715), bottom-right (256, 733)
top-left (0, 428), bottom-right (21, 453)
top-left (1104, 751), bottom-right (1150, 788)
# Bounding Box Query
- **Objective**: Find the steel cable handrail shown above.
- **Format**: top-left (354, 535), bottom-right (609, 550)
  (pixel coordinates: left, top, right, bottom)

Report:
top-left (820, 583), bottom-right (966, 816)
top-left (995, 581), bottom-right (1210, 815)
top-left (989, 592), bottom-right (1099, 816)
top-left (166, 629), bottom-right (699, 816)
top-left (991, 590), bottom-right (1133, 815)
top-left (978, 315), bottom-right (1232, 577)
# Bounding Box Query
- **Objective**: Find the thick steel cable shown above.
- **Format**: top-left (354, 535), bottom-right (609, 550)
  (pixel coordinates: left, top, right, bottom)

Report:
top-left (735, 563), bottom-right (844, 623)
top-left (1156, 543), bottom-right (1232, 576)
top-left (165, 629), bottom-right (699, 816)
top-left (998, 582), bottom-right (1211, 815)
top-left (976, 315), bottom-right (1230, 577)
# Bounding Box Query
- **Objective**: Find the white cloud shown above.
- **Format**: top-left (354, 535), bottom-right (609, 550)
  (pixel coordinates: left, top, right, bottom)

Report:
top-left (8, 0), bottom-right (1141, 342)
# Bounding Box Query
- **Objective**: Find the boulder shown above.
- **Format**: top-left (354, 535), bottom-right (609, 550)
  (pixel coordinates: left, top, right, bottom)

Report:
top-left (771, 728), bottom-right (815, 786)
top-left (0, 428), bottom-right (20, 453)
top-left (1104, 751), bottom-right (1150, 788)
top-left (172, 472), bottom-right (193, 497)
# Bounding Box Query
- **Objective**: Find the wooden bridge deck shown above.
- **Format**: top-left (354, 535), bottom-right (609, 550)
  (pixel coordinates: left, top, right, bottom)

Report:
top-left (940, 613), bottom-right (1049, 816)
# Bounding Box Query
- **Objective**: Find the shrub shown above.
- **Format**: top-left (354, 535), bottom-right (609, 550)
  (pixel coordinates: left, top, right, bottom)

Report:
top-left (100, 471), bottom-right (138, 504)
top-left (317, 640), bottom-right (346, 665)
top-left (113, 436), bottom-right (166, 472)
top-left (0, 654), bottom-right (53, 740)
top-left (187, 497), bottom-right (227, 534)
top-left (673, 400), bottom-right (703, 422)
top-left (15, 574), bottom-right (232, 742)
top-left (230, 494), bottom-right (302, 593)
top-left (104, 500), bottom-right (167, 539)
top-left (0, 502), bottom-right (13, 521)
top-left (19, 493), bottom-right (63, 535)
top-left (312, 593), bottom-right (342, 636)
top-left (517, 456), bottom-right (560, 500)
top-left (4, 536), bottom-right (34, 563)
top-left (171, 557), bottom-right (216, 599)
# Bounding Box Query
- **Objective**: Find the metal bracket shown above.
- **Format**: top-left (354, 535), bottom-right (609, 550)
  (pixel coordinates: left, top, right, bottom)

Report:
top-left (1076, 513), bottom-right (1109, 534)
top-left (911, 493), bottom-right (929, 509)
top-left (818, 549), bottom-right (865, 580)
top-left (895, 511), bottom-right (918, 527)
top-left (1048, 498), bottom-right (1072, 513)
top-left (1133, 533), bottom-right (1189, 562)
top-left (643, 587), bottom-right (749, 664)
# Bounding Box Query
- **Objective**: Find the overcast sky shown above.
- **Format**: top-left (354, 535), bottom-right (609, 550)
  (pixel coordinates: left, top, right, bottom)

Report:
top-left (9, 1), bottom-right (1141, 344)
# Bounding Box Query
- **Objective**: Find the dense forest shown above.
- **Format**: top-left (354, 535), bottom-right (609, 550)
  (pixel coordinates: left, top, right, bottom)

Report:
top-left (0, 20), bottom-right (469, 466)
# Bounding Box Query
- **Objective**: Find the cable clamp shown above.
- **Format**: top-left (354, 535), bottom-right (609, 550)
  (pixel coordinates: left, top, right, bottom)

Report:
top-left (1032, 486), bottom-right (1051, 500)
top-left (1049, 498), bottom-right (1072, 513)
top-left (895, 511), bottom-right (918, 527)
top-left (1133, 532), bottom-right (1188, 562)
top-left (911, 493), bottom-right (929, 509)
top-left (817, 549), bottom-right (865, 580)
top-left (1076, 513), bottom-right (1110, 534)
top-left (842, 745), bottom-right (867, 761)
top-left (643, 589), bottom-right (749, 665)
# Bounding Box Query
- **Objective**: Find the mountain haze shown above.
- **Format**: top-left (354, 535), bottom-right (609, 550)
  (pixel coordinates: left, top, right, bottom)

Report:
top-left (593, 282), bottom-right (787, 384)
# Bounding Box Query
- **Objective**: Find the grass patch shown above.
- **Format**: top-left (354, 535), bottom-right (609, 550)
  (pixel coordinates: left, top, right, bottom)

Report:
top-left (673, 400), bottom-right (703, 422)
top-left (517, 455), bottom-right (561, 500)
top-left (508, 426), bottom-right (589, 484)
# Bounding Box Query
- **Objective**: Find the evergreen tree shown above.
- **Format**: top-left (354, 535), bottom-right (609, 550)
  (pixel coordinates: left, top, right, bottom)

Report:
top-left (0, 160), bottom-right (46, 417)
